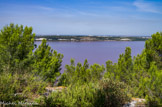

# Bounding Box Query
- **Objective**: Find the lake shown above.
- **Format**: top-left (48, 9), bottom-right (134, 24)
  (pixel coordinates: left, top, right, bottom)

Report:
top-left (35, 41), bottom-right (145, 73)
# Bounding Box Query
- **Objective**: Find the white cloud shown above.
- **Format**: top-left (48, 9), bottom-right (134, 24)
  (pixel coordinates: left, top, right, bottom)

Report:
top-left (133, 0), bottom-right (161, 14)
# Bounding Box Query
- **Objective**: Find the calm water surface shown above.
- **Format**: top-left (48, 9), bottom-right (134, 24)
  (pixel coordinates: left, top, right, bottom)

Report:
top-left (35, 41), bottom-right (145, 73)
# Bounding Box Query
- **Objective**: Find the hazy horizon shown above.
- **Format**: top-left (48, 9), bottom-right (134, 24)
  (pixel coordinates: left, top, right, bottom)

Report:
top-left (36, 34), bottom-right (151, 37)
top-left (0, 0), bottom-right (162, 36)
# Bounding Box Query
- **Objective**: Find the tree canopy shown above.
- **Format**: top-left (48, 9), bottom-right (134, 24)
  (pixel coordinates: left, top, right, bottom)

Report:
top-left (0, 23), bottom-right (35, 72)
top-left (0, 24), bottom-right (63, 84)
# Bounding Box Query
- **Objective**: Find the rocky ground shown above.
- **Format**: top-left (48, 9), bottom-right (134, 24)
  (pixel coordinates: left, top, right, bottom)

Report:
top-left (123, 98), bottom-right (146, 107)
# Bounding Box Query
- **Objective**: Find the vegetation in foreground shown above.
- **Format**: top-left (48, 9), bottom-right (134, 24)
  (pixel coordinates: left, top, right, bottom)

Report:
top-left (0, 24), bottom-right (161, 107)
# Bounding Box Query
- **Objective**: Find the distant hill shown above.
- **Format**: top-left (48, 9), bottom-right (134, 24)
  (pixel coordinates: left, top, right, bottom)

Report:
top-left (35, 35), bottom-right (151, 41)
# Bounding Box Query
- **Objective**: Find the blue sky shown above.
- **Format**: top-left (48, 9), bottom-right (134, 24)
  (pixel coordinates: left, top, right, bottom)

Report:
top-left (0, 0), bottom-right (162, 36)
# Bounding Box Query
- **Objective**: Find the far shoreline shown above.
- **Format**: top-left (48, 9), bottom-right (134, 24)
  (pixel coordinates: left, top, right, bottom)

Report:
top-left (35, 35), bottom-right (151, 41)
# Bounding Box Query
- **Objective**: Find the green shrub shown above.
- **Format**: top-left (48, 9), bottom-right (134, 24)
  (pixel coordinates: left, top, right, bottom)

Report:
top-left (0, 72), bottom-right (23, 102)
top-left (94, 78), bottom-right (131, 107)
top-left (40, 78), bottom-right (130, 107)
top-left (38, 82), bottom-right (96, 107)
top-left (58, 59), bottom-right (105, 86)
top-left (0, 72), bottom-right (47, 102)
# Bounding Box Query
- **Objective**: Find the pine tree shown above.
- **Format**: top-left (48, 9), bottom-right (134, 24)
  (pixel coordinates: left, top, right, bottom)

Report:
top-left (33, 39), bottom-right (63, 84)
top-left (117, 47), bottom-right (133, 83)
top-left (0, 23), bottom-right (35, 72)
top-left (145, 32), bottom-right (162, 69)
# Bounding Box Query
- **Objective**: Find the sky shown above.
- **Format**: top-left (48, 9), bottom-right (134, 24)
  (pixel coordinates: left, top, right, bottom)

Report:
top-left (0, 0), bottom-right (162, 36)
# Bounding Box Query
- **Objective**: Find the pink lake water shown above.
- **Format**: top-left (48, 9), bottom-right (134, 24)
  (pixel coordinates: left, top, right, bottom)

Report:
top-left (35, 41), bottom-right (145, 73)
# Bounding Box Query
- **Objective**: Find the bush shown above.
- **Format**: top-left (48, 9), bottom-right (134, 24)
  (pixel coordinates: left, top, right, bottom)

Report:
top-left (0, 71), bottom-right (47, 102)
top-left (58, 59), bottom-right (105, 86)
top-left (94, 78), bottom-right (131, 107)
top-left (0, 72), bottom-right (23, 102)
top-left (38, 82), bottom-right (96, 107)
top-left (40, 78), bottom-right (130, 107)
